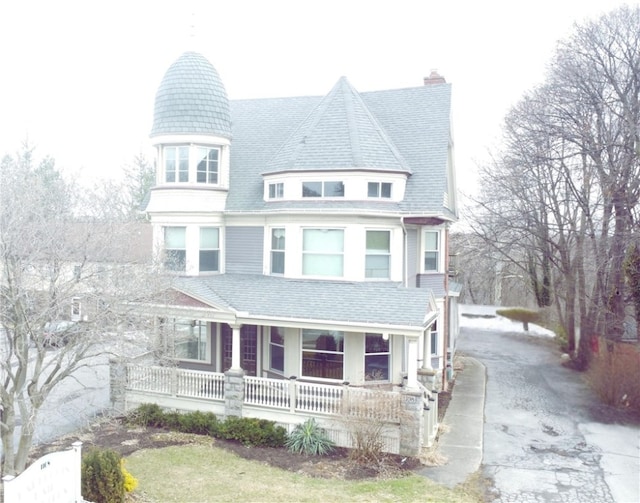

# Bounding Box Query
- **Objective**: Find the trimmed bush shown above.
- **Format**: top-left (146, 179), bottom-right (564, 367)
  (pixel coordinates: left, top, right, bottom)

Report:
top-left (496, 308), bottom-right (541, 331)
top-left (126, 403), bottom-right (165, 427)
top-left (286, 418), bottom-right (334, 455)
top-left (82, 449), bottom-right (125, 503)
top-left (219, 417), bottom-right (287, 447)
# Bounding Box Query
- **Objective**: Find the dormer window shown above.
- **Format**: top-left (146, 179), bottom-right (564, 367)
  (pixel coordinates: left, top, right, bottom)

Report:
top-left (268, 182), bottom-right (284, 199)
top-left (302, 181), bottom-right (344, 198)
top-left (368, 182), bottom-right (392, 198)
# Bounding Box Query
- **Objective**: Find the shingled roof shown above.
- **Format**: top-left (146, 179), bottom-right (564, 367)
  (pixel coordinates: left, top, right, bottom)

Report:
top-left (151, 52), bottom-right (231, 138)
top-left (174, 274), bottom-right (435, 330)
top-left (264, 77), bottom-right (410, 175)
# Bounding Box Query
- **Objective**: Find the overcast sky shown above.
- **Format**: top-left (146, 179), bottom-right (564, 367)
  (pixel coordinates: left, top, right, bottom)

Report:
top-left (1, 0), bottom-right (636, 197)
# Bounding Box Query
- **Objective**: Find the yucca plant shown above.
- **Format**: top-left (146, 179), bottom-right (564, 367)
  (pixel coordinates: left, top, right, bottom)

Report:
top-left (286, 418), bottom-right (334, 455)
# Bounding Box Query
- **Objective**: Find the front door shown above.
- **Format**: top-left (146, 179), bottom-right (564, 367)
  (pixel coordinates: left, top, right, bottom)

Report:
top-left (221, 324), bottom-right (258, 376)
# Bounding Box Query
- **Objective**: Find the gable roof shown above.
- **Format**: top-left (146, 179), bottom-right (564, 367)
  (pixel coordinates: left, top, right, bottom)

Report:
top-left (264, 77), bottom-right (410, 175)
top-left (173, 274), bottom-right (435, 331)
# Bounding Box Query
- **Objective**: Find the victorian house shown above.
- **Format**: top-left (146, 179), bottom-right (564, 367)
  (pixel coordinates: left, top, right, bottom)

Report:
top-left (120, 52), bottom-right (460, 455)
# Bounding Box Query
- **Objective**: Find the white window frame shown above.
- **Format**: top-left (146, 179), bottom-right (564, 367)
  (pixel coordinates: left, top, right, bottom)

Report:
top-left (302, 228), bottom-right (344, 277)
top-left (199, 227), bottom-right (220, 273)
top-left (301, 329), bottom-right (344, 381)
top-left (170, 318), bottom-right (211, 363)
top-left (423, 230), bottom-right (440, 272)
top-left (365, 230), bottom-right (391, 279)
top-left (269, 327), bottom-right (285, 373)
top-left (364, 333), bottom-right (390, 382)
top-left (164, 146), bottom-right (189, 183)
top-left (196, 147), bottom-right (219, 184)
top-left (268, 182), bottom-right (284, 199)
top-left (164, 226), bottom-right (186, 271)
top-left (270, 228), bottom-right (285, 275)
top-left (302, 181), bottom-right (345, 198)
top-left (367, 182), bottom-right (392, 198)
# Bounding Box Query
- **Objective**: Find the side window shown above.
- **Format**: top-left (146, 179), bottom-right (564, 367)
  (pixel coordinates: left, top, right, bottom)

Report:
top-left (270, 228), bottom-right (285, 274)
top-left (269, 327), bottom-right (285, 372)
top-left (164, 227), bottom-right (186, 271)
top-left (424, 231), bottom-right (440, 272)
top-left (365, 230), bottom-right (390, 279)
top-left (200, 228), bottom-right (219, 272)
top-left (196, 147), bottom-right (219, 184)
top-left (165, 146), bottom-right (189, 183)
top-left (364, 333), bottom-right (390, 381)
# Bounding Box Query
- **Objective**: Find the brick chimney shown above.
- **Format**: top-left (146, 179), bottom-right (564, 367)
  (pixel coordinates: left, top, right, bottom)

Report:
top-left (424, 69), bottom-right (446, 85)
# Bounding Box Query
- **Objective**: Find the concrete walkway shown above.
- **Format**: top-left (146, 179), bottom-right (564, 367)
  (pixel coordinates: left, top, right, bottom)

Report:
top-left (418, 356), bottom-right (486, 488)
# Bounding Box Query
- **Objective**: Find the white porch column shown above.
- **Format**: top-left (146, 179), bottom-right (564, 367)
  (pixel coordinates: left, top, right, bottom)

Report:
top-left (422, 328), bottom-right (433, 370)
top-left (406, 335), bottom-right (419, 389)
top-left (231, 324), bottom-right (242, 371)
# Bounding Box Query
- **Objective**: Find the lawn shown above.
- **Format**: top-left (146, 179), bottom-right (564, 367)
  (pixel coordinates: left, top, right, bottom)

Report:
top-left (125, 443), bottom-right (481, 503)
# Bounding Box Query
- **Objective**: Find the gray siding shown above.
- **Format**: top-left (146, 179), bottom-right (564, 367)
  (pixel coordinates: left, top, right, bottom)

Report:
top-left (406, 228), bottom-right (418, 287)
top-left (226, 227), bottom-right (264, 274)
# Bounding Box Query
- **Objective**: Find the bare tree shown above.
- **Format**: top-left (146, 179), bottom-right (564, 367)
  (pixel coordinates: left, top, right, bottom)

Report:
top-left (0, 145), bottom-right (164, 475)
top-left (466, 5), bottom-right (640, 363)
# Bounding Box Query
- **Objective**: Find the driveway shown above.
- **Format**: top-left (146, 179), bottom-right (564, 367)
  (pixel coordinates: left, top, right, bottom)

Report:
top-left (458, 308), bottom-right (639, 503)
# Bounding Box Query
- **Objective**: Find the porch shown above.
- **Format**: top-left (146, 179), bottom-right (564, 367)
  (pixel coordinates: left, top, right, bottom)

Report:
top-left (114, 363), bottom-right (439, 456)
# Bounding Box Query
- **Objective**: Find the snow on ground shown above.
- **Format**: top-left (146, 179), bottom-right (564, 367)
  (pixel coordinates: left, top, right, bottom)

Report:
top-left (459, 304), bottom-right (556, 338)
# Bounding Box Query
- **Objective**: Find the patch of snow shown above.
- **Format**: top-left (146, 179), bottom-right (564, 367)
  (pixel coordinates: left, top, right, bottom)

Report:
top-left (459, 304), bottom-right (556, 338)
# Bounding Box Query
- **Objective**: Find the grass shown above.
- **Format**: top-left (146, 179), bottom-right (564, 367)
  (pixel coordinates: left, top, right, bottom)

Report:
top-left (125, 443), bottom-right (481, 503)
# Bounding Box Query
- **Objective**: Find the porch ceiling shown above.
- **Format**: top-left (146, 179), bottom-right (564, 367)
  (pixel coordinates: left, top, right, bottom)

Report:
top-left (171, 274), bottom-right (436, 332)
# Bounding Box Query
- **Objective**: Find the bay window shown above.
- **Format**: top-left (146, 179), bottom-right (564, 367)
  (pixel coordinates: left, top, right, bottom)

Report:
top-left (302, 229), bottom-right (344, 277)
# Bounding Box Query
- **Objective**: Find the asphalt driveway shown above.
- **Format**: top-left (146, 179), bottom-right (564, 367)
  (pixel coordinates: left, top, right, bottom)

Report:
top-left (458, 309), bottom-right (639, 503)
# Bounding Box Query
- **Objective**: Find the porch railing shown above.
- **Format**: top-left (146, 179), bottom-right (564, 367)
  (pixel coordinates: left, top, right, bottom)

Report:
top-left (126, 365), bottom-right (401, 421)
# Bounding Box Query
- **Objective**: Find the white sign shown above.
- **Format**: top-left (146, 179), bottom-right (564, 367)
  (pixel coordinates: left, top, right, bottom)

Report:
top-left (3, 442), bottom-right (84, 503)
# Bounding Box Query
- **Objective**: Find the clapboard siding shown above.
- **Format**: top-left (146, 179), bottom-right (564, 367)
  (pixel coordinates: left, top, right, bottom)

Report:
top-left (406, 228), bottom-right (418, 287)
top-left (226, 227), bottom-right (264, 274)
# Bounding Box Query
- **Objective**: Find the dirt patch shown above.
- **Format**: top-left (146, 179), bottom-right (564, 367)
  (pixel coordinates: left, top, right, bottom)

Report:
top-left (30, 417), bottom-right (422, 481)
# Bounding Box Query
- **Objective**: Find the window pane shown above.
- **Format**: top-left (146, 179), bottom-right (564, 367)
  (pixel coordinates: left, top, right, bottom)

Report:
top-left (366, 255), bottom-right (389, 278)
top-left (200, 250), bottom-right (219, 272)
top-left (302, 352), bottom-right (343, 379)
top-left (365, 355), bottom-right (389, 380)
top-left (165, 250), bottom-right (185, 271)
top-left (178, 146), bottom-right (189, 182)
top-left (165, 148), bottom-right (176, 182)
top-left (366, 231), bottom-right (390, 252)
top-left (425, 231), bottom-right (439, 250)
top-left (270, 327), bottom-right (284, 345)
top-left (365, 333), bottom-right (389, 353)
top-left (324, 181), bottom-right (344, 197)
top-left (368, 182), bottom-right (379, 197)
top-left (425, 251), bottom-right (438, 271)
top-left (165, 227), bottom-right (186, 247)
top-left (271, 228), bottom-right (285, 250)
top-left (270, 344), bottom-right (284, 371)
top-left (302, 181), bottom-right (322, 197)
top-left (197, 147), bottom-right (218, 184)
top-left (303, 254), bottom-right (343, 276)
top-left (200, 227), bottom-right (219, 248)
top-left (302, 330), bottom-right (344, 351)
top-left (381, 183), bottom-right (392, 198)
top-left (271, 251), bottom-right (285, 274)
top-left (303, 229), bottom-right (343, 253)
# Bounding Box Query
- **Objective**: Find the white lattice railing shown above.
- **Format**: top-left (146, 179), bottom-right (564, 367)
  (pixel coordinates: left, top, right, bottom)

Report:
top-left (125, 365), bottom-right (402, 420)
